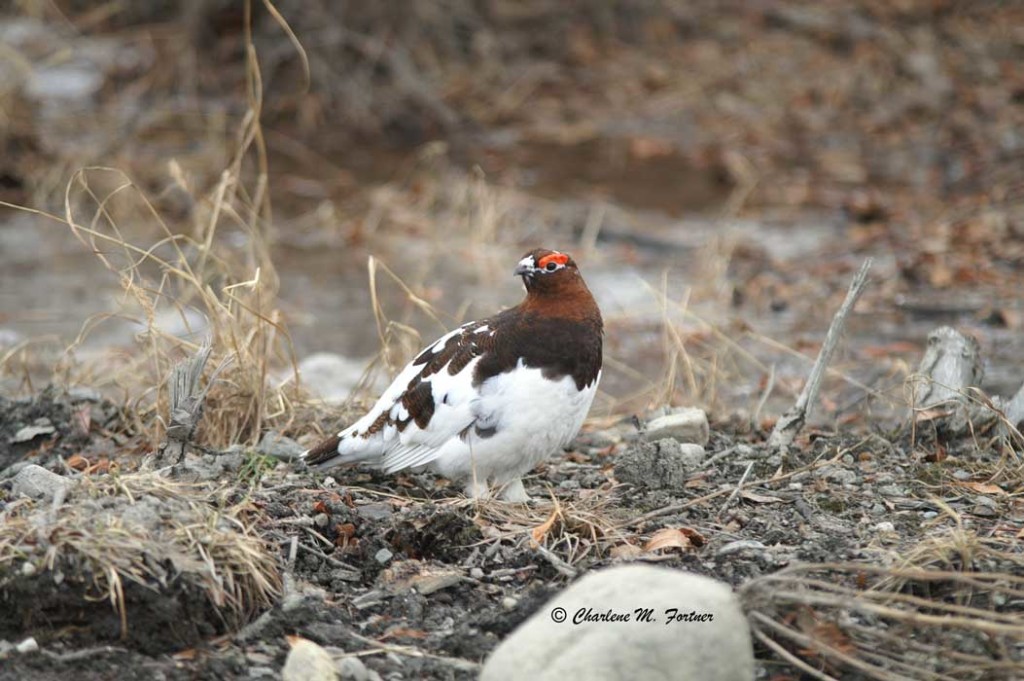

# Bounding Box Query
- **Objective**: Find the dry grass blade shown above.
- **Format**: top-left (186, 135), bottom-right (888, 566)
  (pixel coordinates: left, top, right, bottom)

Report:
top-left (742, 559), bottom-right (1024, 681)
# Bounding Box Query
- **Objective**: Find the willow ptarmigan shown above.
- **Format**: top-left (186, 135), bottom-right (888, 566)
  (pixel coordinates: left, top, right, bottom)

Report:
top-left (303, 248), bottom-right (603, 502)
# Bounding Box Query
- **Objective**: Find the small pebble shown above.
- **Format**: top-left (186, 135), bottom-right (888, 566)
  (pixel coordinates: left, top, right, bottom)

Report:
top-left (469, 567), bottom-right (484, 579)
top-left (873, 522), bottom-right (896, 533)
top-left (355, 503), bottom-right (393, 521)
top-left (734, 444), bottom-right (755, 457)
top-left (15, 637), bottom-right (38, 654)
top-left (282, 637), bottom-right (337, 681)
top-left (502, 597), bottom-right (519, 609)
top-left (374, 548), bottom-right (394, 564)
top-left (643, 408), bottom-right (710, 445)
top-left (337, 655), bottom-right (376, 680)
top-left (716, 540), bottom-right (766, 557)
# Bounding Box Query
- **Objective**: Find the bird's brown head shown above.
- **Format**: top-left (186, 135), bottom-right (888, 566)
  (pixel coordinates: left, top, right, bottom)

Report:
top-left (514, 248), bottom-right (601, 327)
top-left (514, 248), bottom-right (585, 295)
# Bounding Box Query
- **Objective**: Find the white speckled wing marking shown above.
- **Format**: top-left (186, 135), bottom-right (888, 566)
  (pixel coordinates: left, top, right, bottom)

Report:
top-left (378, 353), bottom-right (483, 472)
top-left (309, 322), bottom-right (481, 468)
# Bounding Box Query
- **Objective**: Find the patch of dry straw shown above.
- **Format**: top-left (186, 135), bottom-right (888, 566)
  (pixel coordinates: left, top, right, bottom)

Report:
top-left (742, 549), bottom-right (1024, 681)
top-left (0, 472), bottom-right (281, 634)
top-left (1, 0), bottom-right (312, 449)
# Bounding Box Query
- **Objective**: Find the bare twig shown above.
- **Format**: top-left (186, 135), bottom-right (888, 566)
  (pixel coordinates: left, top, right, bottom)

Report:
top-left (769, 259), bottom-right (873, 448)
top-left (40, 646), bottom-right (130, 662)
top-left (344, 631), bottom-right (482, 672)
top-left (717, 461), bottom-right (754, 519)
top-left (752, 363), bottom-right (775, 428)
top-left (533, 543), bottom-right (579, 579)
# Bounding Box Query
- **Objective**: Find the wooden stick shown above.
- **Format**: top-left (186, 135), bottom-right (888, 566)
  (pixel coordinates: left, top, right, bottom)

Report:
top-left (769, 259), bottom-right (872, 448)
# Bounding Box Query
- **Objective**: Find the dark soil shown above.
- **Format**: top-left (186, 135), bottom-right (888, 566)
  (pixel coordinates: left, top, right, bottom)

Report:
top-left (1, 571), bottom-right (225, 656)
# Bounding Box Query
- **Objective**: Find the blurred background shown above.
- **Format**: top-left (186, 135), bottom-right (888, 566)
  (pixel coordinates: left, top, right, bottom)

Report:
top-left (2, 0), bottom-right (1023, 427)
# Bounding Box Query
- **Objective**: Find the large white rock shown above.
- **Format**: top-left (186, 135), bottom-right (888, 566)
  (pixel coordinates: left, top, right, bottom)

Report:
top-left (644, 408), bottom-right (710, 446)
top-left (481, 565), bottom-right (753, 681)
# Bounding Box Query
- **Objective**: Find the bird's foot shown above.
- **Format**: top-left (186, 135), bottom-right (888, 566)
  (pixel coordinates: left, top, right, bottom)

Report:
top-left (463, 478), bottom-right (491, 499)
top-left (496, 478), bottom-right (531, 503)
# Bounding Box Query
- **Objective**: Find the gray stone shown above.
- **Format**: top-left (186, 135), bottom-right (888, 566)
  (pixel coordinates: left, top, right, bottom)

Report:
top-left (614, 439), bottom-right (704, 490)
top-left (10, 423), bottom-right (56, 444)
top-left (355, 503), bottom-right (393, 521)
top-left (715, 540), bottom-right (766, 557)
top-left (374, 548), bottom-right (394, 564)
top-left (10, 465), bottom-right (73, 501)
top-left (643, 408), bottom-right (709, 446)
top-left (257, 431), bottom-right (305, 461)
top-left (172, 451), bottom-right (246, 482)
top-left (822, 466), bottom-right (858, 486)
top-left (481, 565), bottom-right (753, 681)
top-left (336, 655), bottom-right (381, 680)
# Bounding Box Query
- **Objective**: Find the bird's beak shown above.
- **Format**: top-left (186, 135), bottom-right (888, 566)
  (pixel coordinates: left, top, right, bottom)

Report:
top-left (513, 256), bottom-right (535, 278)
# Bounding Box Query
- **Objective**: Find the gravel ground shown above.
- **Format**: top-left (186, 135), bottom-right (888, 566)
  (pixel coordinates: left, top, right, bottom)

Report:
top-left (1, 389), bottom-right (1020, 680)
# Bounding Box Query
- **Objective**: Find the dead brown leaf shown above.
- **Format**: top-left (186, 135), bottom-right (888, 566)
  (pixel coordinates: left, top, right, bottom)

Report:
top-left (66, 454), bottom-right (89, 471)
top-left (643, 527), bottom-right (705, 553)
top-left (530, 505), bottom-right (560, 545)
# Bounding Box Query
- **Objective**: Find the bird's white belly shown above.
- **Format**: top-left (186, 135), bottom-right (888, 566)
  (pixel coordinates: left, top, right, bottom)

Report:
top-left (430, 365), bottom-right (600, 484)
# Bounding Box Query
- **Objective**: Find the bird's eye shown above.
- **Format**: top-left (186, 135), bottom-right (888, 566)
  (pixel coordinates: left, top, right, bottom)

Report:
top-left (545, 262), bottom-right (557, 272)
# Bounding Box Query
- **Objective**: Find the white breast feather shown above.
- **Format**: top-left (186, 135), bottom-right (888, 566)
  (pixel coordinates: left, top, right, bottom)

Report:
top-left (427, 363), bottom-right (600, 483)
